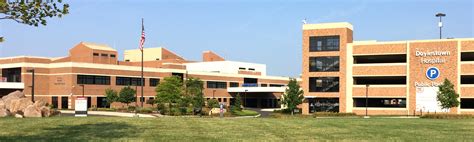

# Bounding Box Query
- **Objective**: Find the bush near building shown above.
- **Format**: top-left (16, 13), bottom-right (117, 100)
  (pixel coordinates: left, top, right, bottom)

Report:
top-left (421, 114), bottom-right (474, 119)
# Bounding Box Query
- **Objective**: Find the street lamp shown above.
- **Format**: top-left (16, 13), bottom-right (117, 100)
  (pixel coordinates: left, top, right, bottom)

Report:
top-left (26, 69), bottom-right (35, 102)
top-left (435, 13), bottom-right (446, 39)
top-left (212, 90), bottom-right (216, 99)
top-left (79, 84), bottom-right (85, 97)
top-left (365, 84), bottom-right (369, 117)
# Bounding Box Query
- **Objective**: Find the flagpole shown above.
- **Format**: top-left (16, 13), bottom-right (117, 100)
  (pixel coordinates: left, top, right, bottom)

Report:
top-left (141, 18), bottom-right (144, 108)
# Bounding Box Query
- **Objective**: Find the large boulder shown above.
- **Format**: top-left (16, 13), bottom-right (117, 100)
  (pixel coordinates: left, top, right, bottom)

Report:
top-left (0, 99), bottom-right (5, 109)
top-left (33, 99), bottom-right (47, 108)
top-left (0, 108), bottom-right (10, 117)
top-left (2, 91), bottom-right (25, 110)
top-left (23, 105), bottom-right (42, 118)
top-left (40, 106), bottom-right (51, 117)
top-left (10, 98), bottom-right (33, 114)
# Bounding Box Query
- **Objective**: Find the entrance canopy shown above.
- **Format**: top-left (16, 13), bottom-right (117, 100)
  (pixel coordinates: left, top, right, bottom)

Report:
top-left (227, 87), bottom-right (285, 93)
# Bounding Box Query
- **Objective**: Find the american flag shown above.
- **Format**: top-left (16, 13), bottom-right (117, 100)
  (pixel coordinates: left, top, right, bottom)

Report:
top-left (139, 18), bottom-right (145, 51)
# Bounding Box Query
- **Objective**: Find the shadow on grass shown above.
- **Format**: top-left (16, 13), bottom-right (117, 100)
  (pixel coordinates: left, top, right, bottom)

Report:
top-left (0, 122), bottom-right (137, 141)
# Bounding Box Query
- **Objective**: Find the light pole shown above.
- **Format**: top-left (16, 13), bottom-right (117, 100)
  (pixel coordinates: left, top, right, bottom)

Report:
top-left (365, 84), bottom-right (369, 117)
top-left (212, 90), bottom-right (216, 99)
top-left (436, 13), bottom-right (446, 39)
top-left (26, 69), bottom-right (35, 102)
top-left (79, 84), bottom-right (85, 97)
top-left (244, 89), bottom-right (248, 108)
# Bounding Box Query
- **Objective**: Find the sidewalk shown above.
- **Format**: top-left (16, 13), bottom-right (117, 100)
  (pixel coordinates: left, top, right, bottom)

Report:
top-left (60, 110), bottom-right (160, 118)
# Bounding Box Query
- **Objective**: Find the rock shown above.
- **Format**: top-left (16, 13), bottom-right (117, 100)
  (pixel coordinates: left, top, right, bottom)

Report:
top-left (0, 108), bottom-right (10, 117)
top-left (2, 91), bottom-right (25, 110)
top-left (23, 105), bottom-right (42, 118)
top-left (33, 99), bottom-right (47, 108)
top-left (0, 100), bottom-right (5, 109)
top-left (15, 113), bottom-right (23, 118)
top-left (40, 106), bottom-right (51, 117)
top-left (10, 98), bottom-right (33, 114)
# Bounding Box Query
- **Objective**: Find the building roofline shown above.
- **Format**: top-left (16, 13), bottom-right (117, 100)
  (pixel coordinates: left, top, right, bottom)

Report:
top-left (302, 22), bottom-right (353, 30)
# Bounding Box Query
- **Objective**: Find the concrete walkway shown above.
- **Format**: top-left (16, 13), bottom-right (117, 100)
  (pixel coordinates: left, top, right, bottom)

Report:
top-left (60, 110), bottom-right (159, 118)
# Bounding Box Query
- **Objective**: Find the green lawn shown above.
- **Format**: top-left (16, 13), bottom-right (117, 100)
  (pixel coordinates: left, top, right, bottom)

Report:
top-left (0, 116), bottom-right (473, 141)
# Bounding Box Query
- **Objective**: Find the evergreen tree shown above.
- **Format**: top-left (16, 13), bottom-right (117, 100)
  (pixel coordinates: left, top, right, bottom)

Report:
top-left (437, 79), bottom-right (460, 110)
top-left (281, 78), bottom-right (304, 115)
top-left (185, 77), bottom-right (205, 114)
top-left (232, 93), bottom-right (242, 111)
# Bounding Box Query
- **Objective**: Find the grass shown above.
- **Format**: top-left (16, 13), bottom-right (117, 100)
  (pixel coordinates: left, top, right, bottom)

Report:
top-left (232, 109), bottom-right (259, 116)
top-left (0, 117), bottom-right (473, 141)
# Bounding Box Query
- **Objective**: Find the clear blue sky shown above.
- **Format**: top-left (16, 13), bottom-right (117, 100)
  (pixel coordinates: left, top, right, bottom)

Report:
top-left (0, 0), bottom-right (472, 77)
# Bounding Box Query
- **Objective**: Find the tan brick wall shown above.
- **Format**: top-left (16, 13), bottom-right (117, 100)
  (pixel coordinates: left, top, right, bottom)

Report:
top-left (352, 86), bottom-right (406, 97)
top-left (461, 86), bottom-right (474, 97)
top-left (353, 43), bottom-right (407, 55)
top-left (353, 65), bottom-right (406, 76)
top-left (461, 64), bottom-right (474, 74)
top-left (302, 27), bottom-right (352, 114)
top-left (461, 41), bottom-right (474, 51)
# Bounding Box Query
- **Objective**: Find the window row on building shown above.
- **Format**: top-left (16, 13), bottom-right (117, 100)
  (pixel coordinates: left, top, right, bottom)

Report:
top-left (77, 75), bottom-right (160, 86)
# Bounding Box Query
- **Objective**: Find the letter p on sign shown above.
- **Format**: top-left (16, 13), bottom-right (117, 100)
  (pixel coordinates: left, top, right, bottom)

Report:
top-left (426, 67), bottom-right (440, 80)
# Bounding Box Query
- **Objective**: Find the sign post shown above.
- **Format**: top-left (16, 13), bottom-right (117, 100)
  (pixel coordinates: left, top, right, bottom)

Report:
top-left (219, 103), bottom-right (224, 118)
top-left (75, 97), bottom-right (88, 117)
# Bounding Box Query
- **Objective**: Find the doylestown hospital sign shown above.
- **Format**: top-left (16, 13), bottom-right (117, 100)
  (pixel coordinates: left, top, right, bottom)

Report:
top-left (414, 50), bottom-right (451, 87)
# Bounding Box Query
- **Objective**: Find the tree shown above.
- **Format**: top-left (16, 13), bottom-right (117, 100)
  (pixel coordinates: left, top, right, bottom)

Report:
top-left (0, 0), bottom-right (69, 26)
top-left (231, 93), bottom-right (242, 112)
top-left (437, 78), bottom-right (460, 111)
top-left (207, 99), bottom-right (219, 109)
top-left (146, 98), bottom-right (156, 107)
top-left (104, 88), bottom-right (118, 107)
top-left (281, 78), bottom-right (304, 115)
top-left (155, 76), bottom-right (183, 114)
top-left (0, 0), bottom-right (69, 42)
top-left (185, 77), bottom-right (204, 114)
top-left (118, 86), bottom-right (136, 107)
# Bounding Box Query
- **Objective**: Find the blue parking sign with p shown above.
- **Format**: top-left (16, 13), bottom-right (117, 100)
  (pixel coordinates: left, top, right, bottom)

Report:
top-left (426, 67), bottom-right (440, 80)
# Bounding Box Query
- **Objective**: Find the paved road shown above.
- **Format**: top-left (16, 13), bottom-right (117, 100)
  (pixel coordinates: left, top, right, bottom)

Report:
top-left (245, 108), bottom-right (280, 117)
top-left (60, 110), bottom-right (159, 118)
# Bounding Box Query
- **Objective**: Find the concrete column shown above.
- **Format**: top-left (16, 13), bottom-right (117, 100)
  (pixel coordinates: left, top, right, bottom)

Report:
top-left (302, 99), bottom-right (310, 115)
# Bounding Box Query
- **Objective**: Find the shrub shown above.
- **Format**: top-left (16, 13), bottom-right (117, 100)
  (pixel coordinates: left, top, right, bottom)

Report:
top-left (127, 106), bottom-right (136, 112)
top-left (313, 112), bottom-right (357, 117)
top-left (137, 108), bottom-right (153, 114)
top-left (206, 99), bottom-right (219, 108)
top-left (421, 114), bottom-right (474, 119)
top-left (96, 108), bottom-right (116, 111)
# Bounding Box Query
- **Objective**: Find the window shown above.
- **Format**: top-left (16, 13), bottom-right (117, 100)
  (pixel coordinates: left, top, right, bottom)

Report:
top-left (239, 67), bottom-right (246, 70)
top-left (110, 54), bottom-right (116, 58)
top-left (461, 52), bottom-right (474, 61)
top-left (150, 78), bottom-right (160, 87)
top-left (125, 59), bottom-right (130, 62)
top-left (261, 84), bottom-right (268, 87)
top-left (93, 53), bottom-right (99, 56)
top-left (353, 98), bottom-right (406, 108)
top-left (116, 77), bottom-right (144, 86)
top-left (101, 53), bottom-right (108, 57)
top-left (461, 75), bottom-right (474, 84)
top-left (207, 81), bottom-right (227, 89)
top-left (77, 75), bottom-right (110, 85)
top-left (309, 57), bottom-right (339, 72)
top-left (309, 36), bottom-right (340, 51)
top-left (249, 68), bottom-right (255, 71)
top-left (354, 54), bottom-right (406, 64)
top-left (309, 77), bottom-right (339, 92)
top-left (230, 82), bottom-right (239, 87)
top-left (269, 84), bottom-right (285, 87)
top-left (308, 98), bottom-right (339, 113)
top-left (354, 76), bottom-right (406, 85)
top-left (461, 99), bottom-right (474, 108)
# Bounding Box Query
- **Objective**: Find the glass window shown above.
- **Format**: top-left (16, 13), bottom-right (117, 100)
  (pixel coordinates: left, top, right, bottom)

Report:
top-left (93, 53), bottom-right (99, 56)
top-left (309, 36), bottom-right (340, 51)
top-left (101, 53), bottom-right (108, 57)
top-left (261, 84), bottom-right (268, 87)
top-left (110, 54), bottom-right (116, 58)
top-left (309, 56), bottom-right (339, 72)
top-left (309, 77), bottom-right (339, 92)
top-left (150, 78), bottom-right (160, 87)
top-left (269, 84), bottom-right (285, 87)
top-left (207, 81), bottom-right (227, 89)
top-left (230, 82), bottom-right (239, 87)
top-left (77, 75), bottom-right (110, 85)
top-left (116, 77), bottom-right (144, 86)
top-left (353, 98), bottom-right (406, 108)
top-left (308, 98), bottom-right (339, 113)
